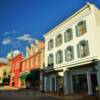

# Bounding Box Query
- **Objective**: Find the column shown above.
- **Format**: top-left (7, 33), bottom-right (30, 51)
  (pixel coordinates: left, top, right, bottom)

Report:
top-left (64, 70), bottom-right (71, 95)
top-left (87, 72), bottom-right (92, 95)
top-left (44, 76), bottom-right (47, 91)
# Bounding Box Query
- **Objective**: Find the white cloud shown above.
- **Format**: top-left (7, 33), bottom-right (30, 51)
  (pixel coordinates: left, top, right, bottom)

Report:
top-left (0, 58), bottom-right (8, 64)
top-left (17, 34), bottom-right (34, 43)
top-left (2, 37), bottom-right (12, 45)
top-left (7, 50), bottom-right (21, 59)
top-left (4, 32), bottom-right (10, 36)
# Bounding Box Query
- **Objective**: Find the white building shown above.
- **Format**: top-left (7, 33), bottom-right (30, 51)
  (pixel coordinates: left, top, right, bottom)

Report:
top-left (43, 3), bottom-right (100, 95)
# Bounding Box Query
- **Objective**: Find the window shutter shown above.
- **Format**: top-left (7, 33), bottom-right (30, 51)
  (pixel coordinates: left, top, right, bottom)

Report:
top-left (48, 42), bottom-right (49, 50)
top-left (77, 44), bottom-right (80, 58)
top-left (83, 20), bottom-right (87, 33)
top-left (48, 56), bottom-right (49, 65)
top-left (56, 53), bottom-right (58, 64)
top-left (60, 35), bottom-right (62, 45)
top-left (71, 46), bottom-right (74, 59)
top-left (85, 40), bottom-right (89, 56)
top-left (52, 40), bottom-right (54, 49)
top-left (75, 25), bottom-right (79, 37)
top-left (65, 49), bottom-right (67, 61)
top-left (55, 37), bottom-right (57, 47)
top-left (61, 51), bottom-right (63, 63)
top-left (52, 54), bottom-right (54, 64)
top-left (64, 31), bottom-right (67, 42)
top-left (70, 28), bottom-right (73, 40)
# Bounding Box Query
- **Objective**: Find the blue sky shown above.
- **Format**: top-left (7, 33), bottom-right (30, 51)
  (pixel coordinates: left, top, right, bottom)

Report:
top-left (0, 0), bottom-right (100, 58)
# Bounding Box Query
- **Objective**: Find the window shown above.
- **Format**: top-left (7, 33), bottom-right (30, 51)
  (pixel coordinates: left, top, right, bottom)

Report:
top-left (12, 64), bottom-right (14, 70)
top-left (12, 77), bottom-right (14, 81)
top-left (26, 60), bottom-right (30, 68)
top-left (36, 55), bottom-right (39, 65)
top-left (48, 54), bottom-right (54, 66)
top-left (56, 34), bottom-right (62, 47)
top-left (76, 20), bottom-right (87, 36)
top-left (22, 62), bottom-right (25, 70)
top-left (3, 70), bottom-right (6, 76)
top-left (65, 46), bottom-right (74, 61)
top-left (31, 58), bottom-right (33, 67)
top-left (56, 50), bottom-right (63, 64)
top-left (17, 61), bottom-right (20, 69)
top-left (77, 40), bottom-right (89, 58)
top-left (48, 39), bottom-right (54, 50)
top-left (64, 28), bottom-right (73, 42)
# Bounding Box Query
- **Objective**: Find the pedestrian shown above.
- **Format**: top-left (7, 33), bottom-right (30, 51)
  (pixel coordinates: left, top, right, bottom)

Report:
top-left (59, 84), bottom-right (64, 96)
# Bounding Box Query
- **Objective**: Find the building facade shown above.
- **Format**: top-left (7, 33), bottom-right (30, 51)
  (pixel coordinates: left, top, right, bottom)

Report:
top-left (0, 62), bottom-right (11, 85)
top-left (44, 3), bottom-right (100, 95)
top-left (10, 53), bottom-right (23, 88)
top-left (20, 40), bottom-right (45, 89)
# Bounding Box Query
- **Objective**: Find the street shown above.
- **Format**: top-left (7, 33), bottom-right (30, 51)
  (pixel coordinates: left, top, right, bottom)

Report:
top-left (0, 90), bottom-right (64, 100)
top-left (0, 89), bottom-right (99, 100)
top-left (0, 86), bottom-right (99, 100)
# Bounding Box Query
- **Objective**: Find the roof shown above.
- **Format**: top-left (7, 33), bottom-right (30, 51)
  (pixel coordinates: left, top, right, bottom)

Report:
top-left (43, 2), bottom-right (92, 37)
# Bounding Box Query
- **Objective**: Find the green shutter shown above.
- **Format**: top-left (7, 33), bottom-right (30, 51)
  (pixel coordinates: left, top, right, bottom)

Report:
top-left (65, 49), bottom-right (67, 61)
top-left (75, 25), bottom-right (79, 37)
top-left (77, 44), bottom-right (80, 58)
top-left (83, 20), bottom-right (87, 33)
top-left (70, 28), bottom-right (73, 40)
top-left (60, 35), bottom-right (62, 45)
top-left (71, 46), bottom-right (74, 59)
top-left (52, 54), bottom-right (54, 64)
top-left (56, 53), bottom-right (58, 64)
top-left (52, 40), bottom-right (54, 48)
top-left (48, 42), bottom-right (49, 50)
top-left (85, 40), bottom-right (89, 56)
top-left (65, 48), bottom-right (69, 61)
top-left (55, 37), bottom-right (57, 47)
top-left (48, 56), bottom-right (50, 65)
top-left (64, 31), bottom-right (67, 42)
top-left (61, 51), bottom-right (63, 63)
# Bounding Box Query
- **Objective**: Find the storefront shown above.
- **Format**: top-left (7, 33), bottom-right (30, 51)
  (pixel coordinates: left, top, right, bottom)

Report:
top-left (64, 63), bottom-right (98, 95)
top-left (20, 72), bottom-right (30, 88)
top-left (44, 69), bottom-right (63, 92)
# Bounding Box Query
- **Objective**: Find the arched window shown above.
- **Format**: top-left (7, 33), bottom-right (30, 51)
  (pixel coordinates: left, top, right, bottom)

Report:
top-left (76, 20), bottom-right (87, 37)
top-left (55, 34), bottom-right (62, 47)
top-left (77, 40), bottom-right (89, 58)
top-left (48, 39), bottom-right (54, 50)
top-left (65, 46), bottom-right (74, 61)
top-left (48, 54), bottom-right (54, 66)
top-left (64, 28), bottom-right (73, 42)
top-left (56, 50), bottom-right (63, 64)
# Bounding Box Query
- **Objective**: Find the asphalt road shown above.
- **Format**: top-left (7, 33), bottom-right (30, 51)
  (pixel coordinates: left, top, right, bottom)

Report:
top-left (0, 90), bottom-right (64, 100)
top-left (0, 90), bottom-right (99, 100)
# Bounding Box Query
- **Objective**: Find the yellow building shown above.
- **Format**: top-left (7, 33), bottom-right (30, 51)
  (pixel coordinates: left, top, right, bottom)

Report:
top-left (0, 58), bottom-right (11, 85)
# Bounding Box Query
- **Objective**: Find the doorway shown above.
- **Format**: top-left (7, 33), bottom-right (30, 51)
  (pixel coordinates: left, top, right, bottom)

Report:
top-left (91, 73), bottom-right (98, 94)
top-left (52, 77), bottom-right (56, 91)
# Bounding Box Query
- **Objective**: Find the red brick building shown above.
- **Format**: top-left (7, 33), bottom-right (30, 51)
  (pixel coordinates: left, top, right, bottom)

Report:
top-left (10, 53), bottom-right (23, 88)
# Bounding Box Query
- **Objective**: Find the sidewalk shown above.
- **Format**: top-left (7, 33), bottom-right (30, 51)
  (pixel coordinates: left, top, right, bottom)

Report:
top-left (0, 86), bottom-right (18, 90)
top-left (42, 92), bottom-right (83, 100)
top-left (42, 92), bottom-right (99, 100)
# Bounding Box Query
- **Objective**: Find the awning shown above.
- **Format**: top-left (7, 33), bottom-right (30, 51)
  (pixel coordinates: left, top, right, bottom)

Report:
top-left (43, 69), bottom-right (63, 76)
top-left (20, 72), bottom-right (30, 79)
top-left (27, 69), bottom-right (40, 78)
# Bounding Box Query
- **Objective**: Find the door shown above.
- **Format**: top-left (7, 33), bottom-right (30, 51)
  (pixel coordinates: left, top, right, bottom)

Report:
top-left (91, 73), bottom-right (98, 94)
top-left (72, 74), bottom-right (88, 94)
top-left (52, 77), bottom-right (55, 91)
